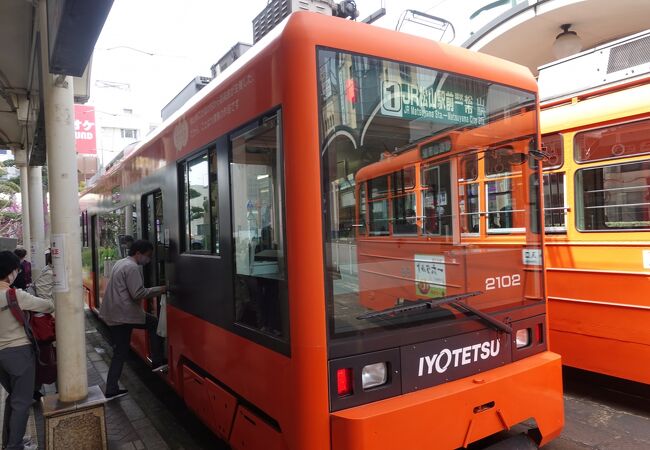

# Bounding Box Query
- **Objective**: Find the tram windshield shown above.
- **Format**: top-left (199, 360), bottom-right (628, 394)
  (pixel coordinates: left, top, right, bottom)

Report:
top-left (318, 48), bottom-right (542, 339)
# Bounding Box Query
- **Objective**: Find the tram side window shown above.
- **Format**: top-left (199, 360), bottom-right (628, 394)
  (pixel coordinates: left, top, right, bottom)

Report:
top-left (543, 173), bottom-right (566, 232)
top-left (576, 161), bottom-right (650, 230)
top-left (575, 118), bottom-right (650, 163)
top-left (460, 183), bottom-right (480, 234)
top-left (230, 114), bottom-right (288, 340)
top-left (392, 167), bottom-right (417, 235)
top-left (80, 211), bottom-right (89, 247)
top-left (357, 183), bottom-right (368, 236)
top-left (181, 149), bottom-right (219, 254)
top-left (368, 176), bottom-right (389, 236)
top-left (421, 163), bottom-right (452, 236)
top-left (542, 133), bottom-right (564, 169)
top-left (485, 147), bottom-right (526, 233)
top-left (98, 208), bottom-right (127, 278)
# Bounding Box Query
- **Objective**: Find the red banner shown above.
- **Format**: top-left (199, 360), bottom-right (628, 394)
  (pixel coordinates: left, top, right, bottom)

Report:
top-left (74, 104), bottom-right (97, 154)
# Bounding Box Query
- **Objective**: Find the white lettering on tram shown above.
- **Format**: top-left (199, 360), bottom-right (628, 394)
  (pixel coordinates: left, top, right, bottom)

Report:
top-left (417, 339), bottom-right (501, 376)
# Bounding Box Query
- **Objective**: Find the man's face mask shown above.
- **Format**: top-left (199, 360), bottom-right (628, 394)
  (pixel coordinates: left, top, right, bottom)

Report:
top-left (138, 255), bottom-right (151, 266)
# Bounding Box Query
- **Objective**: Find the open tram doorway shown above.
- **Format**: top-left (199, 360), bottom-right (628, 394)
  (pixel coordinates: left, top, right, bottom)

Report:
top-left (131, 190), bottom-right (167, 367)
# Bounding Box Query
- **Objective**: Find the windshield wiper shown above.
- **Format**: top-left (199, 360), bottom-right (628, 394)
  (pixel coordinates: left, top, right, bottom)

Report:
top-left (356, 290), bottom-right (512, 334)
top-left (447, 300), bottom-right (512, 334)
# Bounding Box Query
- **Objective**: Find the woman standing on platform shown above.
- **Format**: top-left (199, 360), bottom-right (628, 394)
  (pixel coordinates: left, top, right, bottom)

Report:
top-left (0, 251), bottom-right (54, 450)
top-left (10, 248), bottom-right (31, 291)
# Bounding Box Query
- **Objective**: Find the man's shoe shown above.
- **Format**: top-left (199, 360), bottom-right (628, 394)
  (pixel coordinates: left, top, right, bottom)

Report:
top-left (152, 363), bottom-right (168, 373)
top-left (105, 389), bottom-right (128, 400)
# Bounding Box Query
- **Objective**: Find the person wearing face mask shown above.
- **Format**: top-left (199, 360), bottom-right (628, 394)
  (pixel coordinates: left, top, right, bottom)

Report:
top-left (10, 248), bottom-right (31, 291)
top-left (99, 240), bottom-right (166, 400)
top-left (0, 250), bottom-right (54, 450)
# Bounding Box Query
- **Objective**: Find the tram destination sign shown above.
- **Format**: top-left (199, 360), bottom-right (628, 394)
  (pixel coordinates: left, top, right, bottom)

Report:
top-left (380, 80), bottom-right (488, 126)
top-left (400, 328), bottom-right (511, 393)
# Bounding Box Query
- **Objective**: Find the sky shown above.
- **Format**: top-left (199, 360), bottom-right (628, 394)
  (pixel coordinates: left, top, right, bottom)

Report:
top-left (90, 0), bottom-right (495, 126)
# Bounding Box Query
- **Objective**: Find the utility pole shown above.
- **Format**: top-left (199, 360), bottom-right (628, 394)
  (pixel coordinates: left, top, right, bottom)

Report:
top-left (39, 0), bottom-right (87, 402)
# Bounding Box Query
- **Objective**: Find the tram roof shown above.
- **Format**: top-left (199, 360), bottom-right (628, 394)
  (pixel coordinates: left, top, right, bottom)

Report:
top-left (84, 12), bottom-right (537, 194)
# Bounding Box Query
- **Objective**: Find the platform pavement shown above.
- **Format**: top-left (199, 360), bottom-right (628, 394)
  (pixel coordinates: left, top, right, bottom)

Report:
top-left (5, 312), bottom-right (650, 449)
top-left (1, 310), bottom-right (224, 450)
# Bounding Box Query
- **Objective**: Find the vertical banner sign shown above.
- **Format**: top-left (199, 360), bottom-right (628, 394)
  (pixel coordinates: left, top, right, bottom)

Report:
top-left (51, 234), bottom-right (69, 292)
top-left (74, 104), bottom-right (97, 154)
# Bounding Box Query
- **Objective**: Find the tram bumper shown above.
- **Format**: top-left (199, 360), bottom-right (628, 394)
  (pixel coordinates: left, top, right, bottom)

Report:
top-left (330, 351), bottom-right (563, 450)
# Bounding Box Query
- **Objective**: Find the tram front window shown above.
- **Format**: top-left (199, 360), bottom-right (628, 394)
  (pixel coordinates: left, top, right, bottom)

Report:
top-left (318, 49), bottom-right (541, 339)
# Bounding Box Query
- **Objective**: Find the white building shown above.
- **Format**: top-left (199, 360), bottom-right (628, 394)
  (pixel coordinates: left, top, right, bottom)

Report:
top-left (90, 79), bottom-right (160, 170)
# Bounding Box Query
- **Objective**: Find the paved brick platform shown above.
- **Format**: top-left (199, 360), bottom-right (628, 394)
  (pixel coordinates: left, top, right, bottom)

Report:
top-left (1, 310), bottom-right (223, 450)
top-left (4, 312), bottom-right (650, 449)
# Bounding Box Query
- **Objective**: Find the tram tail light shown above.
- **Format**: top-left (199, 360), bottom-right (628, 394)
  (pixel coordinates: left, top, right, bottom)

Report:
top-left (362, 362), bottom-right (388, 390)
top-left (515, 328), bottom-right (532, 349)
top-left (336, 368), bottom-right (353, 396)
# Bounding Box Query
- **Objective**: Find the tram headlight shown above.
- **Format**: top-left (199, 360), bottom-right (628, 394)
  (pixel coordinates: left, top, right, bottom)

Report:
top-left (362, 362), bottom-right (388, 390)
top-left (515, 328), bottom-right (532, 349)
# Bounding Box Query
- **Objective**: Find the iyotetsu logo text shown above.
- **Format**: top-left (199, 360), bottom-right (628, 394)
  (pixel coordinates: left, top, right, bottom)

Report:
top-left (418, 339), bottom-right (501, 376)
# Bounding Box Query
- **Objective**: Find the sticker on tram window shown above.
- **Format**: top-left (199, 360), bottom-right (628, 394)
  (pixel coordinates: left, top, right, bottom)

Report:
top-left (643, 250), bottom-right (650, 269)
top-left (522, 248), bottom-right (542, 266)
top-left (415, 254), bottom-right (446, 298)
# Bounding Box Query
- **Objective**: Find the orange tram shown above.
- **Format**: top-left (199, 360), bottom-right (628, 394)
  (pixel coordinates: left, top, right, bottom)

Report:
top-left (539, 29), bottom-right (650, 384)
top-left (79, 12), bottom-right (563, 450)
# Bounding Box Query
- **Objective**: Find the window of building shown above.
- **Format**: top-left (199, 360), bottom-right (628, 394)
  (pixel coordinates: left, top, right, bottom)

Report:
top-left (543, 172), bottom-right (566, 232)
top-left (120, 128), bottom-right (139, 139)
top-left (230, 113), bottom-right (288, 340)
top-left (576, 161), bottom-right (650, 230)
top-left (181, 149), bottom-right (219, 253)
top-left (575, 118), bottom-right (650, 163)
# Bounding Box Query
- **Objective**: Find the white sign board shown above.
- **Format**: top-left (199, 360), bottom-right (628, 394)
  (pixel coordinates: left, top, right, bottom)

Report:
top-left (51, 234), bottom-right (69, 292)
top-left (522, 248), bottom-right (542, 266)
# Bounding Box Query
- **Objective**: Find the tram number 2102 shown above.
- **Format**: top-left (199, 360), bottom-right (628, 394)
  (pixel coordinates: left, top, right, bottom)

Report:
top-left (485, 274), bottom-right (521, 291)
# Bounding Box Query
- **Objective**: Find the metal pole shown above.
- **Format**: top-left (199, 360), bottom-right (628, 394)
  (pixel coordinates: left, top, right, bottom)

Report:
top-left (15, 151), bottom-right (31, 258)
top-left (28, 166), bottom-right (46, 277)
top-left (39, 0), bottom-right (87, 402)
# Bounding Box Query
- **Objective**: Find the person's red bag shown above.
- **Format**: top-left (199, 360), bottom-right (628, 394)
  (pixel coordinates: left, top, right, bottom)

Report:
top-left (5, 288), bottom-right (56, 343)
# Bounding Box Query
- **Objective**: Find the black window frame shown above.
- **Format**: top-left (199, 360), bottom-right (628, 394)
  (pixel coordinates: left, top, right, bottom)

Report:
top-left (179, 144), bottom-right (220, 255)
top-left (228, 108), bottom-right (291, 353)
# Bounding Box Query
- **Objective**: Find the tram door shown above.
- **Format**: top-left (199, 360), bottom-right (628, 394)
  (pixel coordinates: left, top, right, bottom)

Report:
top-left (132, 191), bottom-right (166, 363)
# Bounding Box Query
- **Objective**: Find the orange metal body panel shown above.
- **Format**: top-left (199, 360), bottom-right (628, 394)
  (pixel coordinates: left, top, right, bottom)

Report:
top-left (79, 12), bottom-right (563, 450)
top-left (182, 366), bottom-right (213, 426)
top-left (541, 81), bottom-right (650, 383)
top-left (205, 378), bottom-right (238, 441)
top-left (331, 352), bottom-right (563, 449)
top-left (229, 406), bottom-right (287, 450)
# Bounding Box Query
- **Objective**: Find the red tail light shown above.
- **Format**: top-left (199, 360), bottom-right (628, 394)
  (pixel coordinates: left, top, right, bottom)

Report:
top-left (536, 322), bottom-right (545, 343)
top-left (337, 368), bottom-right (353, 396)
